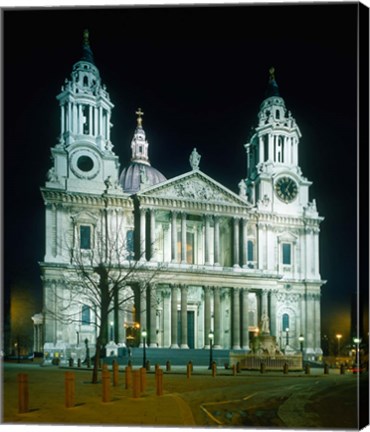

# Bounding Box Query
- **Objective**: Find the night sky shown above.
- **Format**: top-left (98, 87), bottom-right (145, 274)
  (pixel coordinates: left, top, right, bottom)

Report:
top-left (3, 3), bottom-right (366, 346)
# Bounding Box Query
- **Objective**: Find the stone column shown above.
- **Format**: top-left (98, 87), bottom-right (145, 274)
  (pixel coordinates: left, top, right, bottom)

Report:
top-left (233, 218), bottom-right (240, 267)
top-left (170, 285), bottom-right (179, 348)
top-left (269, 290), bottom-right (277, 337)
top-left (204, 214), bottom-right (211, 265)
top-left (314, 293), bottom-right (321, 352)
top-left (88, 105), bottom-right (93, 135)
top-left (261, 289), bottom-right (268, 321)
top-left (213, 287), bottom-right (221, 349)
top-left (171, 211), bottom-right (178, 263)
top-left (213, 216), bottom-right (220, 266)
top-left (180, 285), bottom-right (188, 348)
top-left (60, 105), bottom-right (65, 135)
top-left (149, 208), bottom-right (156, 261)
top-left (204, 286), bottom-right (211, 348)
top-left (232, 288), bottom-right (241, 349)
top-left (94, 106), bottom-right (98, 136)
top-left (300, 293), bottom-right (306, 339)
top-left (314, 229), bottom-right (320, 277)
top-left (78, 104), bottom-right (83, 134)
top-left (241, 218), bottom-right (248, 268)
top-left (162, 289), bottom-right (171, 348)
top-left (140, 208), bottom-right (146, 260)
top-left (305, 293), bottom-right (315, 355)
top-left (99, 106), bottom-right (103, 136)
top-left (181, 212), bottom-right (187, 264)
top-left (149, 284), bottom-right (157, 347)
top-left (241, 288), bottom-right (249, 350)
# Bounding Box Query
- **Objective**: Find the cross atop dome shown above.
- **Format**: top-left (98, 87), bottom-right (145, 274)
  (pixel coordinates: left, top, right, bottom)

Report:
top-left (136, 108), bottom-right (144, 127)
top-left (265, 66), bottom-right (280, 98)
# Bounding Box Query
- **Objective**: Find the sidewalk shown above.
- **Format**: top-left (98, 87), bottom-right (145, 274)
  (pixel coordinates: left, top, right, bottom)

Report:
top-left (2, 363), bottom-right (195, 426)
top-left (2, 361), bottom-right (346, 427)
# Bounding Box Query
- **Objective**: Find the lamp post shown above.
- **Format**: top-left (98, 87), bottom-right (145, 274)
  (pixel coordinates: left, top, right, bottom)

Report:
top-left (336, 334), bottom-right (342, 356)
top-left (208, 330), bottom-right (214, 369)
top-left (110, 321), bottom-right (114, 341)
top-left (353, 337), bottom-right (361, 365)
top-left (142, 329), bottom-right (147, 368)
top-left (298, 334), bottom-right (304, 353)
top-left (285, 328), bottom-right (289, 346)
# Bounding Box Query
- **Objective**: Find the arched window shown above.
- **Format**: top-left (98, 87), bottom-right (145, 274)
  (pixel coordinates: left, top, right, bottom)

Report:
top-left (282, 313), bottom-right (289, 331)
top-left (83, 76), bottom-right (89, 86)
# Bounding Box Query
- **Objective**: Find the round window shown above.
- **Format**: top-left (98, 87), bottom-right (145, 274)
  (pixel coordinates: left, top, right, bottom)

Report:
top-left (77, 155), bottom-right (94, 172)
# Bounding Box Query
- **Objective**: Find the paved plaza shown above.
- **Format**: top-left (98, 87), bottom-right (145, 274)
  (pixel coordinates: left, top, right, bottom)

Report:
top-left (1, 361), bottom-right (367, 429)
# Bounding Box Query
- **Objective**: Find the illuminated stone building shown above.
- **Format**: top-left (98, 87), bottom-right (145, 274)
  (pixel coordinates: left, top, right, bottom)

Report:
top-left (40, 33), bottom-right (324, 360)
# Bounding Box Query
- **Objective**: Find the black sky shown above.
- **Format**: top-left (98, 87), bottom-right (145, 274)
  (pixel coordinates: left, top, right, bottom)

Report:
top-left (2, 4), bottom-right (364, 342)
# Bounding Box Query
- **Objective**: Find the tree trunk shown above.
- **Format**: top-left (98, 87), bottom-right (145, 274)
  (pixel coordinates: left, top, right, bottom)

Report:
top-left (91, 263), bottom-right (110, 384)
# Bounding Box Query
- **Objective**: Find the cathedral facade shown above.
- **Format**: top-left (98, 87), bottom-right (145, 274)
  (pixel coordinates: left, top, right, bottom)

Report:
top-left (40, 32), bottom-right (324, 361)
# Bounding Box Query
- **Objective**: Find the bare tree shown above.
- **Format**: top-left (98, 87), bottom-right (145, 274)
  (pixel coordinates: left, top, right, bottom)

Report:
top-left (45, 197), bottom-right (162, 383)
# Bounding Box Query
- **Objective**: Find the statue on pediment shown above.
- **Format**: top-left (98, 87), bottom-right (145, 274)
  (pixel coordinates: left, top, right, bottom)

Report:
top-left (189, 148), bottom-right (201, 170)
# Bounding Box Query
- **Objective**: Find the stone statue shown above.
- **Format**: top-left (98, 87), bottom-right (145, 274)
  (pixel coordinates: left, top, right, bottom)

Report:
top-left (260, 311), bottom-right (270, 334)
top-left (189, 148), bottom-right (201, 170)
top-left (238, 179), bottom-right (247, 197)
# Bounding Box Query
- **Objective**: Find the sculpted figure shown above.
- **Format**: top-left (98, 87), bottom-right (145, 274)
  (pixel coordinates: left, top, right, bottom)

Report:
top-left (189, 148), bottom-right (201, 170)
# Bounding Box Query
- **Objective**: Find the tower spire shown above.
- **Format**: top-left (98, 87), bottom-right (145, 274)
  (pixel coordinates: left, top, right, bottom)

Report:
top-left (131, 108), bottom-right (150, 165)
top-left (81, 29), bottom-right (95, 64)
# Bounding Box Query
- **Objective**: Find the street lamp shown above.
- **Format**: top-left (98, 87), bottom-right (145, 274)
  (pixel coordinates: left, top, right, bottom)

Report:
top-left (298, 334), bottom-right (304, 353)
top-left (110, 321), bottom-right (114, 341)
top-left (142, 329), bottom-right (147, 368)
top-left (336, 334), bottom-right (342, 356)
top-left (208, 330), bottom-right (214, 369)
top-left (285, 328), bottom-right (289, 346)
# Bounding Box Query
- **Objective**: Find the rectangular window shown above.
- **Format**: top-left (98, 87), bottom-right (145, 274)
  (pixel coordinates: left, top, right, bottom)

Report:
top-left (247, 240), bottom-right (254, 262)
top-left (126, 230), bottom-right (134, 259)
top-left (82, 305), bottom-right (91, 325)
top-left (282, 243), bottom-right (291, 265)
top-left (80, 225), bottom-right (91, 250)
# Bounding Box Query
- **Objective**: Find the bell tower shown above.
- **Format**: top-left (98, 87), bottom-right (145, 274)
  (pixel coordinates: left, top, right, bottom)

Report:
top-left (244, 68), bottom-right (312, 216)
top-left (45, 30), bottom-right (120, 195)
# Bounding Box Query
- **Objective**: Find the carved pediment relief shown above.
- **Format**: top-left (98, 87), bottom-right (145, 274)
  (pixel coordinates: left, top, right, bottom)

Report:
top-left (138, 171), bottom-right (249, 207)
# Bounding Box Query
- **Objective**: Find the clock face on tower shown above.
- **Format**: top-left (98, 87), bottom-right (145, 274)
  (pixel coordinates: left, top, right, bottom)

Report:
top-left (275, 176), bottom-right (298, 203)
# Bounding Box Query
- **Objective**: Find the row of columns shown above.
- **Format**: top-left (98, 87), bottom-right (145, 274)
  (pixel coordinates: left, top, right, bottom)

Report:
top-left (139, 284), bottom-right (254, 350)
top-left (139, 207), bottom-right (249, 267)
top-left (259, 134), bottom-right (298, 165)
top-left (61, 102), bottom-right (110, 141)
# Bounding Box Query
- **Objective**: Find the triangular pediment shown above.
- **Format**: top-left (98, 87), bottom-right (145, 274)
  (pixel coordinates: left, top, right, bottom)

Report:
top-left (137, 170), bottom-right (250, 207)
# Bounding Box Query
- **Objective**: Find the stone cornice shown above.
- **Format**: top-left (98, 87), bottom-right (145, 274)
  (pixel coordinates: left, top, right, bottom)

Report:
top-left (138, 195), bottom-right (249, 217)
top-left (40, 188), bottom-right (133, 209)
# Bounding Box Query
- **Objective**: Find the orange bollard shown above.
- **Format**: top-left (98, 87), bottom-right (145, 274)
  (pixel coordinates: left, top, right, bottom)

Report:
top-left (65, 371), bottom-right (75, 408)
top-left (212, 361), bottom-right (217, 377)
top-left (186, 362), bottom-right (192, 378)
top-left (17, 373), bottom-right (29, 413)
top-left (156, 368), bottom-right (163, 396)
top-left (112, 361), bottom-right (119, 387)
top-left (125, 365), bottom-right (132, 389)
top-left (140, 367), bottom-right (147, 392)
top-left (102, 369), bottom-right (111, 403)
top-left (133, 370), bottom-right (140, 398)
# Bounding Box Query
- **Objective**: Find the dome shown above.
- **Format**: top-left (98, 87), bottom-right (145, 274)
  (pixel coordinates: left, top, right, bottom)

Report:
top-left (119, 162), bottom-right (166, 194)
